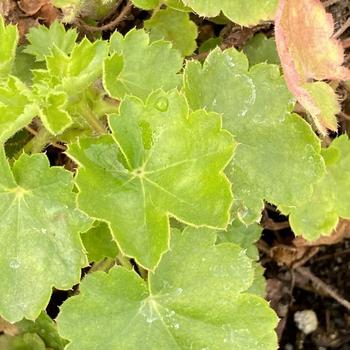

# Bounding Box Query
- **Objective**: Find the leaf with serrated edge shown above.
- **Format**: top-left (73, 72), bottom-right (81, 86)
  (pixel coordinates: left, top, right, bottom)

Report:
top-left (68, 90), bottom-right (234, 269)
top-left (145, 8), bottom-right (198, 56)
top-left (287, 135), bottom-right (350, 240)
top-left (0, 16), bottom-right (18, 79)
top-left (17, 312), bottom-right (67, 350)
top-left (180, 0), bottom-right (277, 26)
top-left (217, 221), bottom-right (266, 297)
top-left (30, 38), bottom-right (108, 135)
top-left (38, 91), bottom-right (72, 135)
top-left (0, 150), bottom-right (91, 323)
top-left (57, 227), bottom-right (278, 350)
top-left (184, 48), bottom-right (325, 223)
top-left (0, 77), bottom-right (38, 143)
top-left (24, 22), bottom-right (78, 62)
top-left (104, 29), bottom-right (182, 101)
top-left (218, 220), bottom-right (262, 260)
top-left (275, 0), bottom-right (350, 134)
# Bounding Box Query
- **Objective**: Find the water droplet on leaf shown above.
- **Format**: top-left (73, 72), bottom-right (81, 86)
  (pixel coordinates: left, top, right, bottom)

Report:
top-left (9, 259), bottom-right (20, 269)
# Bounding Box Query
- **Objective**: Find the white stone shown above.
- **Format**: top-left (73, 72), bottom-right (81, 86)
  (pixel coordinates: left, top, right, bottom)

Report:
top-left (294, 309), bottom-right (318, 335)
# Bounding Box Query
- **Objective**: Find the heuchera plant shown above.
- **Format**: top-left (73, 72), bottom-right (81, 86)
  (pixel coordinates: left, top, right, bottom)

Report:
top-left (0, 0), bottom-right (350, 348)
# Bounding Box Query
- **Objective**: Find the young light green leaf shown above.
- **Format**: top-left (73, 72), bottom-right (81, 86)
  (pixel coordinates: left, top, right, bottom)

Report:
top-left (82, 222), bottom-right (119, 263)
top-left (57, 227), bottom-right (278, 350)
top-left (30, 38), bottom-right (108, 135)
top-left (0, 16), bottom-right (18, 79)
top-left (288, 135), bottom-right (350, 240)
top-left (0, 150), bottom-right (91, 323)
top-left (68, 90), bottom-right (235, 269)
top-left (24, 22), bottom-right (78, 62)
top-left (38, 91), bottom-right (72, 135)
top-left (243, 33), bottom-right (280, 66)
top-left (17, 312), bottom-right (67, 350)
top-left (184, 48), bottom-right (325, 223)
top-left (180, 0), bottom-right (278, 26)
top-left (104, 29), bottom-right (182, 100)
top-left (145, 8), bottom-right (198, 56)
top-left (0, 77), bottom-right (38, 143)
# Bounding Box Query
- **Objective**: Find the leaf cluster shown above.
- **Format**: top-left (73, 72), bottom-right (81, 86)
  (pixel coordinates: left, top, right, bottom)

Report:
top-left (1, 0), bottom-right (350, 348)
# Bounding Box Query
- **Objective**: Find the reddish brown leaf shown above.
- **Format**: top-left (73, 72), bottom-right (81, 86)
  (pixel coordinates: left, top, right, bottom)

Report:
top-left (275, 0), bottom-right (350, 133)
top-left (37, 3), bottom-right (60, 25)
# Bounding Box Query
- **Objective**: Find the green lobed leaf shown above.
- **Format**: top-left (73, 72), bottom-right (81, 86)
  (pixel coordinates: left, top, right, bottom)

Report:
top-left (57, 227), bottom-right (278, 349)
top-left (243, 33), bottom-right (280, 66)
top-left (0, 16), bottom-right (18, 79)
top-left (0, 77), bottom-right (38, 144)
top-left (0, 150), bottom-right (91, 323)
top-left (217, 221), bottom-right (266, 297)
top-left (68, 90), bottom-right (235, 269)
top-left (24, 22), bottom-right (78, 62)
top-left (145, 8), bottom-right (198, 56)
top-left (288, 135), bottom-right (350, 240)
top-left (184, 48), bottom-right (325, 223)
top-left (104, 29), bottom-right (183, 100)
top-left (217, 220), bottom-right (262, 260)
top-left (82, 222), bottom-right (119, 263)
top-left (180, 0), bottom-right (278, 26)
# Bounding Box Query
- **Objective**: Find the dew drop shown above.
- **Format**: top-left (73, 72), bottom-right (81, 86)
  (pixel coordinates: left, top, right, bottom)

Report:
top-left (174, 288), bottom-right (183, 296)
top-left (155, 97), bottom-right (169, 112)
top-left (9, 259), bottom-right (20, 269)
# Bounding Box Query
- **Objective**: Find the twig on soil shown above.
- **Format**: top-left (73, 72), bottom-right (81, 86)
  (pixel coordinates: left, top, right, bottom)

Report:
top-left (79, 1), bottom-right (133, 32)
top-left (342, 37), bottom-right (350, 49)
top-left (295, 266), bottom-right (350, 312)
top-left (333, 17), bottom-right (350, 39)
top-left (323, 0), bottom-right (341, 7)
top-left (262, 218), bottom-right (290, 231)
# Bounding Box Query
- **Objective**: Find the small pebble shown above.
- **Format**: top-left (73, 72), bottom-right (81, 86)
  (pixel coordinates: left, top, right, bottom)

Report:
top-left (294, 309), bottom-right (318, 334)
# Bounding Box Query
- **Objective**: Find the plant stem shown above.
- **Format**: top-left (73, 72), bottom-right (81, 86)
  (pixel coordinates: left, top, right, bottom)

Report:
top-left (117, 253), bottom-right (133, 270)
top-left (89, 258), bottom-right (116, 273)
top-left (19, 127), bottom-right (52, 155)
top-left (80, 103), bottom-right (107, 135)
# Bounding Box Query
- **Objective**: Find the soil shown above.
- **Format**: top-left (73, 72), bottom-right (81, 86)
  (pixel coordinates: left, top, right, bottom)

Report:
top-left (2, 1), bottom-right (350, 349)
